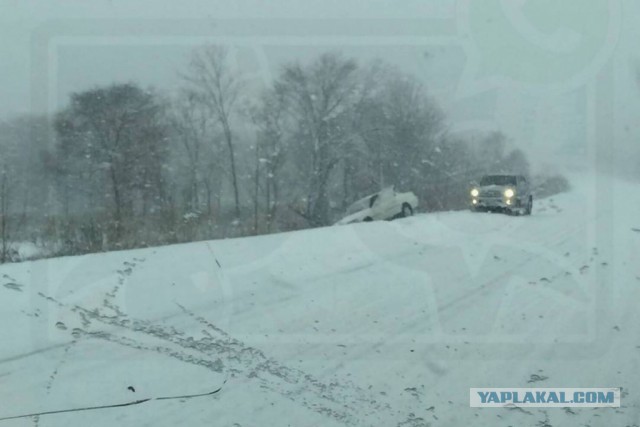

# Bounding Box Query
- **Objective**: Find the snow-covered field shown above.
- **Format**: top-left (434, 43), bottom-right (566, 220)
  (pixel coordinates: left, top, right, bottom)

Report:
top-left (0, 173), bottom-right (638, 426)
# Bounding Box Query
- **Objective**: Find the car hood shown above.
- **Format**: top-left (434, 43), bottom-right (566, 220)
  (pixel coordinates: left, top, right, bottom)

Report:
top-left (479, 184), bottom-right (509, 192)
top-left (334, 208), bottom-right (373, 225)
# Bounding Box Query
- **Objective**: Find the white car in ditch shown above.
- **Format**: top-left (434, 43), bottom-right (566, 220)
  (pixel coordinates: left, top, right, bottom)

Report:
top-left (335, 186), bottom-right (418, 225)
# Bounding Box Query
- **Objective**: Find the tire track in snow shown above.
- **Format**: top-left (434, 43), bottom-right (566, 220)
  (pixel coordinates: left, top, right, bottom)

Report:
top-left (434, 219), bottom-right (591, 322)
top-left (175, 303), bottom-right (402, 425)
top-left (37, 292), bottom-right (399, 426)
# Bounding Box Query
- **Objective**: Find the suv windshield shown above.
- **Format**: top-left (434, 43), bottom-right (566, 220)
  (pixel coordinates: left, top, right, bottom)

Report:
top-left (480, 175), bottom-right (517, 186)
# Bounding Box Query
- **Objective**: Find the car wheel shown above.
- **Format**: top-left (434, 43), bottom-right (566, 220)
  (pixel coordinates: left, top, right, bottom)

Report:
top-left (401, 203), bottom-right (413, 217)
top-left (363, 216), bottom-right (373, 222)
top-left (526, 196), bottom-right (533, 215)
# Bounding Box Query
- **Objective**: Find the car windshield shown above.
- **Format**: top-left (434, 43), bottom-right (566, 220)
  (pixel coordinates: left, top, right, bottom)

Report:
top-left (480, 175), bottom-right (517, 186)
top-left (1, 2), bottom-right (634, 426)
top-left (346, 197), bottom-right (370, 214)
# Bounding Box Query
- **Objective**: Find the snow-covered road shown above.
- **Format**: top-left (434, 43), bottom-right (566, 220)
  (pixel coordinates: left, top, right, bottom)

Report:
top-left (0, 173), bottom-right (638, 426)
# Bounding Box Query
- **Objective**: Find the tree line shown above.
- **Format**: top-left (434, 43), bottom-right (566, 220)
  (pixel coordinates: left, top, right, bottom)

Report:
top-left (0, 47), bottom-right (564, 262)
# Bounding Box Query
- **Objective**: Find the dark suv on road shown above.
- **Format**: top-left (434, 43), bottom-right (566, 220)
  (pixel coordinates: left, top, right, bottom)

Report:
top-left (470, 174), bottom-right (533, 215)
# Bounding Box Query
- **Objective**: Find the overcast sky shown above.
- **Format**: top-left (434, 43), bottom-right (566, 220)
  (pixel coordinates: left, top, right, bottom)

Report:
top-left (1, 0), bottom-right (639, 173)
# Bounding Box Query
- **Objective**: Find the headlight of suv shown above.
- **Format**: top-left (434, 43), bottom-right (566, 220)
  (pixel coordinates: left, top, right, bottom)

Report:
top-left (504, 188), bottom-right (515, 198)
top-left (470, 188), bottom-right (479, 197)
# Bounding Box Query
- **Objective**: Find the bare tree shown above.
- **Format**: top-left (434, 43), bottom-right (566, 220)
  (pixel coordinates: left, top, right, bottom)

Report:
top-left (276, 53), bottom-right (359, 226)
top-left (182, 46), bottom-right (242, 219)
top-left (340, 61), bottom-right (392, 204)
top-left (0, 116), bottom-right (55, 252)
top-left (171, 91), bottom-right (221, 215)
top-left (0, 169), bottom-right (11, 262)
top-left (251, 89), bottom-right (288, 231)
top-left (55, 83), bottom-right (170, 241)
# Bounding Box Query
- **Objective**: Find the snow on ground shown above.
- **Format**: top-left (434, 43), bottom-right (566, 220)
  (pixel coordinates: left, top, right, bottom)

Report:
top-left (0, 173), bottom-right (639, 426)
